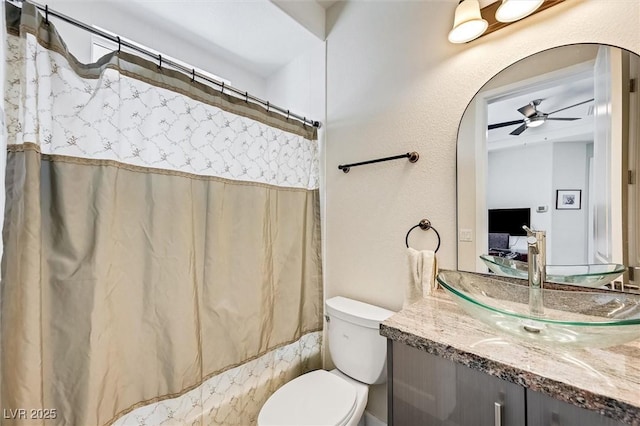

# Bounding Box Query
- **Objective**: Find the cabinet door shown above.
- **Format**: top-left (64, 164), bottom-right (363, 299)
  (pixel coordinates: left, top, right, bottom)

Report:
top-left (391, 341), bottom-right (526, 426)
top-left (527, 390), bottom-right (626, 426)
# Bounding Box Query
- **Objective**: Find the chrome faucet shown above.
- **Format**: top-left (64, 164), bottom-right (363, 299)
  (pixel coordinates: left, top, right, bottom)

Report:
top-left (523, 225), bottom-right (546, 316)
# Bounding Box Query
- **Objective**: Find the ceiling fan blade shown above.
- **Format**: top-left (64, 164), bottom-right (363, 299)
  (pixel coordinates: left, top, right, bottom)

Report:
top-left (509, 123), bottom-right (528, 135)
top-left (517, 104), bottom-right (537, 118)
top-left (548, 98), bottom-right (594, 115)
top-left (546, 117), bottom-right (580, 121)
top-left (488, 119), bottom-right (525, 130)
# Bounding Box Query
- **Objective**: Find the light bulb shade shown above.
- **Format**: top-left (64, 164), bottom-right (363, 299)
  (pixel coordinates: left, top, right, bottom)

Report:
top-left (495, 0), bottom-right (544, 23)
top-left (526, 116), bottom-right (546, 128)
top-left (448, 0), bottom-right (488, 43)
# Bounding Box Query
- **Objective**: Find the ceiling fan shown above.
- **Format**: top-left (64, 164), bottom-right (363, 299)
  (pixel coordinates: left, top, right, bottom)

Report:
top-left (488, 98), bottom-right (594, 136)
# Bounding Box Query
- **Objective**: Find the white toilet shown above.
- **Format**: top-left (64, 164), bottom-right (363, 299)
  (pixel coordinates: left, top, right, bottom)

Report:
top-left (258, 296), bottom-right (394, 426)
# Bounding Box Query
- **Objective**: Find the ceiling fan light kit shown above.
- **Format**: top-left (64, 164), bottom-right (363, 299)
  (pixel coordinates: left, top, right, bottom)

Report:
top-left (448, 0), bottom-right (565, 43)
top-left (525, 116), bottom-right (546, 128)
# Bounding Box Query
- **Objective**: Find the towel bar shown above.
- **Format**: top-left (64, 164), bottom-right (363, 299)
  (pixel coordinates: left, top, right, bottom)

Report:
top-left (338, 151), bottom-right (419, 173)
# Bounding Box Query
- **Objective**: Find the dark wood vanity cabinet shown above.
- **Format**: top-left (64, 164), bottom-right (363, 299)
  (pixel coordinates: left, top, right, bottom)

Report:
top-left (389, 341), bottom-right (525, 426)
top-left (388, 341), bottom-right (625, 426)
top-left (526, 391), bottom-right (625, 426)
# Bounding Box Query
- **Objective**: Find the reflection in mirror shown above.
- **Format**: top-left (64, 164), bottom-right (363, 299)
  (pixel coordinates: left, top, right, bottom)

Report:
top-left (457, 44), bottom-right (640, 292)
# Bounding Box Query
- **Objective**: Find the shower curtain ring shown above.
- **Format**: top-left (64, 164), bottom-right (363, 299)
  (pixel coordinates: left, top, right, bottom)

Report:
top-left (266, 101), bottom-right (270, 112)
top-left (158, 54), bottom-right (162, 69)
top-left (191, 69), bottom-right (196, 82)
top-left (303, 117), bottom-right (307, 127)
top-left (45, 5), bottom-right (49, 25)
top-left (287, 110), bottom-right (290, 120)
top-left (117, 36), bottom-right (121, 53)
top-left (245, 92), bottom-right (248, 103)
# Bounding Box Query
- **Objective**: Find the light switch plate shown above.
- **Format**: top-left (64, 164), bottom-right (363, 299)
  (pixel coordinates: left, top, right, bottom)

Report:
top-left (459, 229), bottom-right (473, 242)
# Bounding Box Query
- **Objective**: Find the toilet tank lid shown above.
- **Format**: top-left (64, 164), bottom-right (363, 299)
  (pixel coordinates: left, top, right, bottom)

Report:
top-left (325, 296), bottom-right (395, 329)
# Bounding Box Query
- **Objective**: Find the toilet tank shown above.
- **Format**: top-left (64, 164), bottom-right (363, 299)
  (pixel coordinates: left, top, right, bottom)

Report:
top-left (325, 296), bottom-right (395, 385)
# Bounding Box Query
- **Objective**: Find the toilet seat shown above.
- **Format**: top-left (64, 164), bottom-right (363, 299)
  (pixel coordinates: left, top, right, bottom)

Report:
top-left (258, 370), bottom-right (357, 426)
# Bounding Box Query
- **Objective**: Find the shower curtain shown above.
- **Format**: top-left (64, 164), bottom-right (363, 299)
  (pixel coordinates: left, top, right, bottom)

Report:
top-left (1, 3), bottom-right (323, 425)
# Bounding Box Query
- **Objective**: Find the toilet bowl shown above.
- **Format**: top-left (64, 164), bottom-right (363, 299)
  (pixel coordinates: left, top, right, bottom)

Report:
top-left (258, 369), bottom-right (368, 426)
top-left (257, 297), bottom-right (394, 426)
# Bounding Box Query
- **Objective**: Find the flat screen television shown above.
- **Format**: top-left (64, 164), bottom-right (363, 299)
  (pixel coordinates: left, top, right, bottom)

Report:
top-left (488, 208), bottom-right (530, 236)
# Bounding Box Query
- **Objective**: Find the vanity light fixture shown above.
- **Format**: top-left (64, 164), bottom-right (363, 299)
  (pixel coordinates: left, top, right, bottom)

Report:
top-left (448, 0), bottom-right (565, 44)
top-left (448, 0), bottom-right (488, 44)
top-left (495, 0), bottom-right (544, 23)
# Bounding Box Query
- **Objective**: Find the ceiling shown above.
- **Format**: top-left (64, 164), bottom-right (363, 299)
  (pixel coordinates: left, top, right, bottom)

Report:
top-left (316, 0), bottom-right (339, 9)
top-left (486, 62), bottom-right (596, 149)
top-left (117, 0), bottom-right (322, 78)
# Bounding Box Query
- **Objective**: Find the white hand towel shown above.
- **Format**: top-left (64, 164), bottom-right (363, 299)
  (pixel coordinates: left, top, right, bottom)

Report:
top-left (404, 247), bottom-right (439, 308)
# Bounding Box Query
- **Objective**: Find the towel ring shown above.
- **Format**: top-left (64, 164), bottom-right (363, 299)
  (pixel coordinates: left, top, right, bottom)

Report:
top-left (405, 219), bottom-right (441, 252)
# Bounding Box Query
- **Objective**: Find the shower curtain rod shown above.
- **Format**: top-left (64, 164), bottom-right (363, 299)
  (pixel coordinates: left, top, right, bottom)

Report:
top-left (15, 0), bottom-right (322, 129)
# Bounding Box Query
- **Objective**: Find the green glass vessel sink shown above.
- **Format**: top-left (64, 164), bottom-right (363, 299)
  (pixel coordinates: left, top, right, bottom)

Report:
top-left (480, 255), bottom-right (626, 289)
top-left (437, 270), bottom-right (640, 348)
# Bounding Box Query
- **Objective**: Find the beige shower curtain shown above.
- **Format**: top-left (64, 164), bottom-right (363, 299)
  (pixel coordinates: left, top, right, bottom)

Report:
top-left (1, 3), bottom-right (322, 425)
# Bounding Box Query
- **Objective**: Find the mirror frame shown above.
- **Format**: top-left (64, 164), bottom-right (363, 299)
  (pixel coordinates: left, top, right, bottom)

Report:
top-left (455, 43), bottom-right (640, 290)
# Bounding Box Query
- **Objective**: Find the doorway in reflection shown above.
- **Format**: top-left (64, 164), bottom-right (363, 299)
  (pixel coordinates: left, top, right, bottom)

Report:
top-left (457, 44), bottom-right (640, 289)
top-left (485, 48), bottom-right (598, 266)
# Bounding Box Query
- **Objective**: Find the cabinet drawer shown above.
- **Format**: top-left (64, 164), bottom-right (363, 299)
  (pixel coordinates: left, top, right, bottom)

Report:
top-left (527, 390), bottom-right (626, 426)
top-left (391, 341), bottom-right (526, 426)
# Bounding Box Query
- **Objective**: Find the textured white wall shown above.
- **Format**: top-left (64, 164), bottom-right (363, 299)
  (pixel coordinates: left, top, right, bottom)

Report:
top-left (325, 0), bottom-right (640, 422)
top-left (552, 142), bottom-right (591, 264)
top-left (266, 45), bottom-right (326, 121)
top-left (487, 143), bottom-right (554, 260)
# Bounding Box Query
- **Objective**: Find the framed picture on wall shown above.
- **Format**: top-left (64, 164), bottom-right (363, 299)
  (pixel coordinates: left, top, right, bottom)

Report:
top-left (556, 189), bottom-right (582, 210)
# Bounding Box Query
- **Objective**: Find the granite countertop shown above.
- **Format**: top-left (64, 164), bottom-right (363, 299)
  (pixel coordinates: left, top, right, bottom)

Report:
top-left (380, 290), bottom-right (640, 425)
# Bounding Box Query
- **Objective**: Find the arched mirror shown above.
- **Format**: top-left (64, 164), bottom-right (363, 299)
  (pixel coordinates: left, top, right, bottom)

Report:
top-left (457, 44), bottom-right (640, 292)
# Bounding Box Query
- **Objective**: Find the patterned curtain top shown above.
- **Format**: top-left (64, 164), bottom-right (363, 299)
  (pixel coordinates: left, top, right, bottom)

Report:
top-left (5, 2), bottom-right (319, 190)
